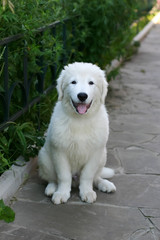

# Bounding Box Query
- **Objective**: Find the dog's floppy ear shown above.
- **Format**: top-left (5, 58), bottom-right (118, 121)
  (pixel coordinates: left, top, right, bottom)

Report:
top-left (100, 71), bottom-right (108, 103)
top-left (56, 70), bottom-right (64, 101)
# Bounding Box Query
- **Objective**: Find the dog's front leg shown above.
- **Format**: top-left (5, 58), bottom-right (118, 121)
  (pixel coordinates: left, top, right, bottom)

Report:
top-left (79, 151), bottom-right (103, 203)
top-left (52, 151), bottom-right (72, 204)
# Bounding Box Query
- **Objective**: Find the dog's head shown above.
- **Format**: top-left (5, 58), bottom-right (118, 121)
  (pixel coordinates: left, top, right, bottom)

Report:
top-left (56, 62), bottom-right (108, 115)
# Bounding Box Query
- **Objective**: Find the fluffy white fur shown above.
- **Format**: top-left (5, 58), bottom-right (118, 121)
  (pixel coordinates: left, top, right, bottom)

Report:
top-left (38, 62), bottom-right (116, 204)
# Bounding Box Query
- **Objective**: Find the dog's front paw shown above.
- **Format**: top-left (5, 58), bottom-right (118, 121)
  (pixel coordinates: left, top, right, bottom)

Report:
top-left (52, 191), bottom-right (70, 204)
top-left (80, 190), bottom-right (97, 203)
top-left (98, 179), bottom-right (116, 193)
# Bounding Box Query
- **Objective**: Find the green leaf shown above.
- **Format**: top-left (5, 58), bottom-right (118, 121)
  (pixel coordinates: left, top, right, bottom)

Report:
top-left (16, 129), bottom-right (27, 153)
top-left (0, 200), bottom-right (15, 223)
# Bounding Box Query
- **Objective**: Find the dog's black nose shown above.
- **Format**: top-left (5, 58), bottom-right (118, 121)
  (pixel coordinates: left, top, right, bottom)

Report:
top-left (77, 92), bottom-right (88, 102)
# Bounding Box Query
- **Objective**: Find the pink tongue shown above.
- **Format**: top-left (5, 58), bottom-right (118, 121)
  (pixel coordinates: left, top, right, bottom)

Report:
top-left (77, 104), bottom-right (87, 114)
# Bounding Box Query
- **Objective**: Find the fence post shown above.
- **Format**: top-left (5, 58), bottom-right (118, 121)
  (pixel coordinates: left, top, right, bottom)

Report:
top-left (3, 45), bottom-right (9, 121)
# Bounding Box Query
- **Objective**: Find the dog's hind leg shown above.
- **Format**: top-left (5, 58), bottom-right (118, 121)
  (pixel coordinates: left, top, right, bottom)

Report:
top-left (38, 146), bottom-right (57, 184)
top-left (94, 177), bottom-right (116, 193)
top-left (38, 147), bottom-right (58, 197)
top-left (100, 167), bottom-right (115, 179)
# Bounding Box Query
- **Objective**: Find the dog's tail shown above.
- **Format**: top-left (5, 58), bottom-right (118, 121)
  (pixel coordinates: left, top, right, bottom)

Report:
top-left (101, 167), bottom-right (115, 179)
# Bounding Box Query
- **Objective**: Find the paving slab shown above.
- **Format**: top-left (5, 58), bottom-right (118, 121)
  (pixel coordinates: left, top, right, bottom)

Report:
top-left (115, 147), bottom-right (160, 174)
top-left (1, 18), bottom-right (160, 240)
top-left (0, 195), bottom-right (156, 240)
top-left (110, 118), bottom-right (160, 135)
top-left (97, 174), bottom-right (160, 209)
top-left (108, 130), bottom-right (154, 149)
top-left (141, 135), bottom-right (160, 153)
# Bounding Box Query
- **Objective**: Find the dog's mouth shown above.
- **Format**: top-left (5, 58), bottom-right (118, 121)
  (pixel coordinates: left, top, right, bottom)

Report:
top-left (71, 100), bottom-right (92, 115)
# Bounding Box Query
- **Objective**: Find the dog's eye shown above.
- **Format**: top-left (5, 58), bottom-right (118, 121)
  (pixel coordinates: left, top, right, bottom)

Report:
top-left (71, 80), bottom-right (77, 84)
top-left (89, 81), bottom-right (94, 85)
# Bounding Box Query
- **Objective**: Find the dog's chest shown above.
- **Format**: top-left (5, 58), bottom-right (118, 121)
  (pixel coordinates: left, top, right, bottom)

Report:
top-left (65, 122), bottom-right (96, 150)
top-left (50, 106), bottom-right (109, 173)
top-left (63, 119), bottom-right (106, 154)
top-left (52, 111), bottom-right (108, 150)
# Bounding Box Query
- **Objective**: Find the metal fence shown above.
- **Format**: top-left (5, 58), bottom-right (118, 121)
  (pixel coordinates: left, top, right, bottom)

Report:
top-left (0, 18), bottom-right (75, 131)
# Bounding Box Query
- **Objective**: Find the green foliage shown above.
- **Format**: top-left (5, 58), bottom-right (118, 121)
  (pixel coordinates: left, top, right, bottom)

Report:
top-left (0, 199), bottom-right (15, 223)
top-left (0, 3), bottom-right (65, 122)
top-left (63, 0), bottom-right (156, 68)
top-left (0, 0), bottom-right (66, 38)
top-left (0, 88), bottom-right (57, 175)
top-left (63, 0), bottom-right (136, 67)
top-left (0, 122), bottom-right (45, 175)
top-left (135, 0), bottom-right (156, 15)
top-left (107, 67), bottom-right (120, 82)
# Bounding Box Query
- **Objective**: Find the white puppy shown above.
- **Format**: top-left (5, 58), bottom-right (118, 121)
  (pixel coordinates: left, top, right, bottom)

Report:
top-left (38, 62), bottom-right (116, 204)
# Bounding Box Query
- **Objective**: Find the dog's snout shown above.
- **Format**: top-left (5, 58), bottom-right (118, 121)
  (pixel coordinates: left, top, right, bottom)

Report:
top-left (77, 92), bottom-right (88, 102)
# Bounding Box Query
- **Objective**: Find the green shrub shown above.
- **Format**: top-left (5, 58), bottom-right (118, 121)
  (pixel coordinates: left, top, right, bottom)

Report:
top-left (0, 121), bottom-right (45, 175)
top-left (0, 88), bottom-right (58, 175)
top-left (66, 0), bottom-right (157, 67)
top-left (63, 0), bottom-right (137, 67)
top-left (0, 0), bottom-right (65, 38)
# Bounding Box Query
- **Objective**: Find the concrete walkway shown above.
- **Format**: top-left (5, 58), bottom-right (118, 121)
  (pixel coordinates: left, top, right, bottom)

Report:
top-left (1, 23), bottom-right (160, 240)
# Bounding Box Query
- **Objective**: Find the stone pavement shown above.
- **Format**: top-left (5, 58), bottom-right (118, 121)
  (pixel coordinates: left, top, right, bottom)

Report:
top-left (1, 24), bottom-right (160, 240)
